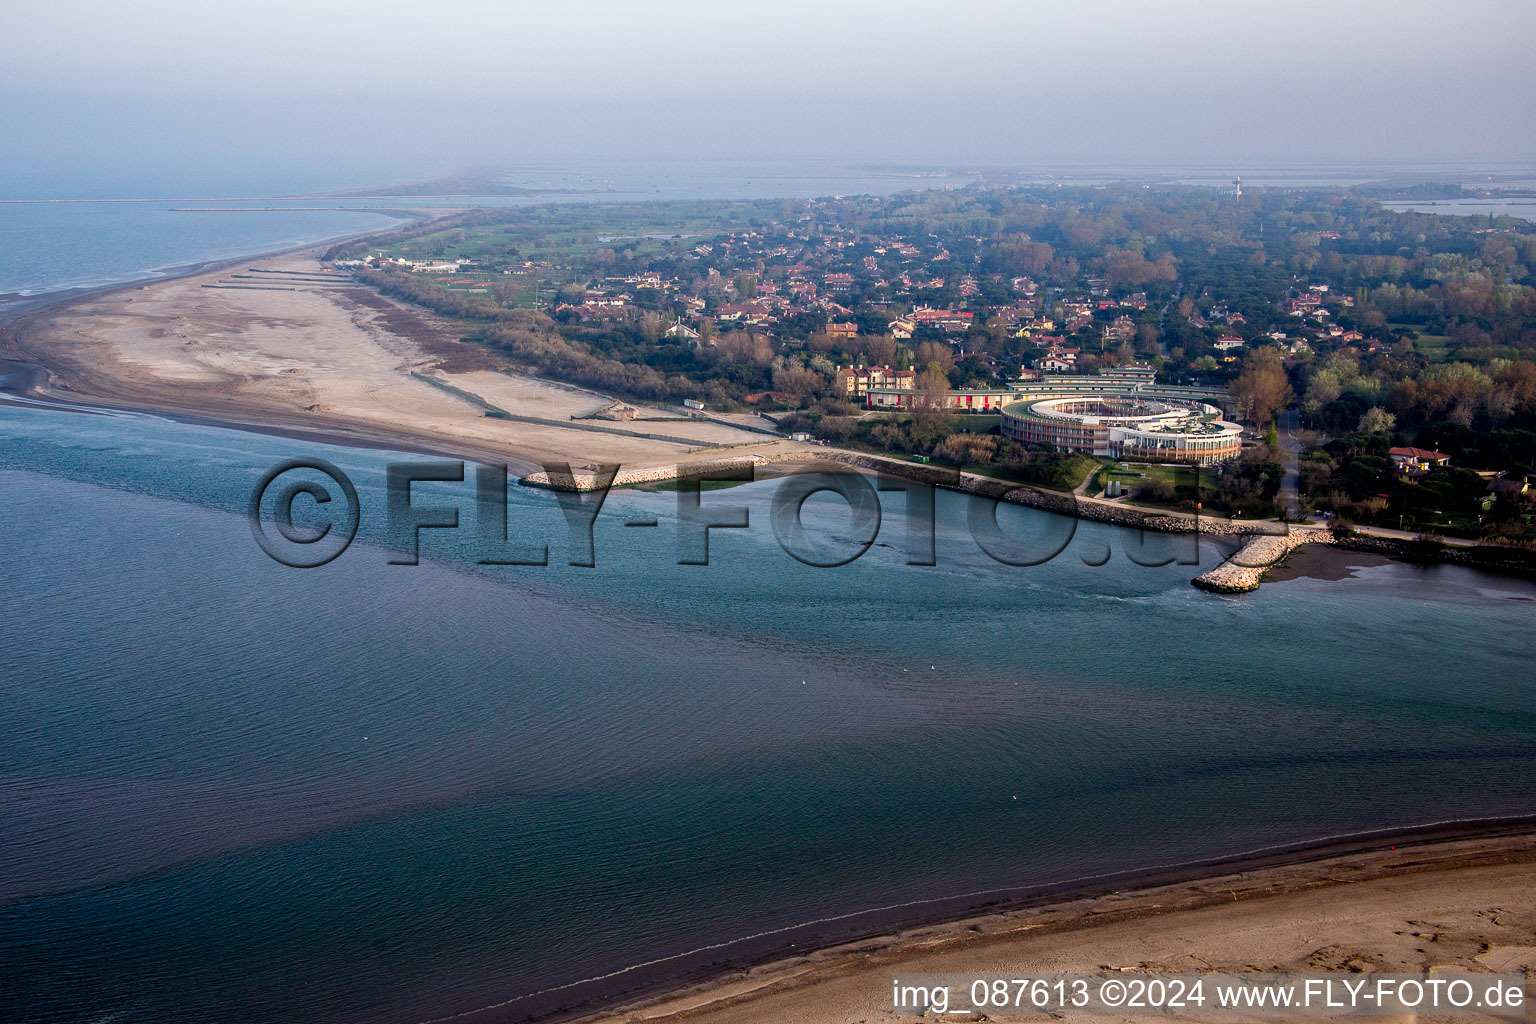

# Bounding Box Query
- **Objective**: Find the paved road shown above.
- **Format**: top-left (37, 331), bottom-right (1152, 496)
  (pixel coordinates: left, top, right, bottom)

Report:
top-left (845, 445), bottom-right (1476, 549)
top-left (1341, 522), bottom-right (1477, 547)
top-left (1156, 287), bottom-right (1180, 358)
top-left (1277, 408), bottom-right (1302, 519)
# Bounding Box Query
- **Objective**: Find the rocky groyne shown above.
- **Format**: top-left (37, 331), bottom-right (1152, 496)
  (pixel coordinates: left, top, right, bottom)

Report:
top-left (523, 450), bottom-right (1536, 593)
top-left (521, 449), bottom-right (1321, 590)
top-left (1190, 530), bottom-right (1333, 593)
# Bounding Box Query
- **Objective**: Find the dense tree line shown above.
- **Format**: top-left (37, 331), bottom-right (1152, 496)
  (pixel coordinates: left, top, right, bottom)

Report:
top-left (336, 184), bottom-right (1536, 512)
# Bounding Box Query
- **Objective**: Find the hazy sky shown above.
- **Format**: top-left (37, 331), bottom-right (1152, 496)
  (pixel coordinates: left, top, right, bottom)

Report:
top-left (2, 0), bottom-right (1533, 192)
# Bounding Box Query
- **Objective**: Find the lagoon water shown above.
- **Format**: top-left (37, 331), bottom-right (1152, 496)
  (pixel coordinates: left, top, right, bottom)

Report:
top-left (0, 400), bottom-right (1533, 1024)
top-left (1381, 198), bottom-right (1536, 223)
top-left (2, 167), bottom-right (1535, 1023)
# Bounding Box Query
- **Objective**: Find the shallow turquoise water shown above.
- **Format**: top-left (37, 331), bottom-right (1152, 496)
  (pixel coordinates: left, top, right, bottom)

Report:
top-left (0, 401), bottom-right (1532, 1023)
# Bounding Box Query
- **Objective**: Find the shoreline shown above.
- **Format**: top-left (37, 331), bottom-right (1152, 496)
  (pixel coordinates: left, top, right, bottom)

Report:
top-left (0, 232), bottom-right (536, 477)
top-left (0, 204), bottom-right (434, 322)
top-left (0, 208), bottom-right (609, 482)
top-left (0, 376), bottom-right (551, 476)
top-left (0, 223), bottom-right (814, 482)
top-left (4, 215), bottom-right (1534, 1023)
top-left (4, 227), bottom-right (1531, 593)
top-left (426, 818), bottom-right (1536, 1024)
top-left (0, 206), bottom-right (423, 310)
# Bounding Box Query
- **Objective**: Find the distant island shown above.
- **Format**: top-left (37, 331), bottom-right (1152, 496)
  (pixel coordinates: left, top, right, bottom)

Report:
top-left (299, 166), bottom-right (607, 199)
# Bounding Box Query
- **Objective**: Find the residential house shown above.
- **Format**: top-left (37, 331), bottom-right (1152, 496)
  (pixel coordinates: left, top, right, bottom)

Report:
top-left (1389, 447), bottom-right (1451, 477)
top-left (910, 308), bottom-right (975, 332)
top-left (1103, 315), bottom-right (1136, 346)
top-left (665, 320), bottom-right (702, 344)
top-left (836, 365), bottom-right (915, 399)
top-left (716, 301), bottom-right (775, 326)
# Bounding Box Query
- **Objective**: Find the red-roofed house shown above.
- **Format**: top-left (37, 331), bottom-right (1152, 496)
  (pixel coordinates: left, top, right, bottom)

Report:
top-left (1389, 447), bottom-right (1451, 477)
top-left (909, 308), bottom-right (975, 333)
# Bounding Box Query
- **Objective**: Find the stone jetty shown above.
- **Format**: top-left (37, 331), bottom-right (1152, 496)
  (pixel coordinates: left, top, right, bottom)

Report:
top-left (523, 449), bottom-right (1339, 593)
top-left (1191, 529), bottom-right (1332, 593)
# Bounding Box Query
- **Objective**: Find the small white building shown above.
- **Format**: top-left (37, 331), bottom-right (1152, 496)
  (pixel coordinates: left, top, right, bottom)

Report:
top-left (665, 320), bottom-right (701, 344)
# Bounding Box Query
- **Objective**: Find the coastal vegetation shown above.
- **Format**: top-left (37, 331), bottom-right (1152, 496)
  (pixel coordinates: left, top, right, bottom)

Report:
top-left (327, 184), bottom-right (1536, 536)
top-left (1302, 431), bottom-right (1534, 537)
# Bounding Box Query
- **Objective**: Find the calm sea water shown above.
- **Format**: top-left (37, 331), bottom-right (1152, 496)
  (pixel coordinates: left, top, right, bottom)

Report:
top-left (0, 202), bottom-right (407, 297)
top-left (0, 400), bottom-right (1532, 1024)
top-left (2, 167), bottom-right (1535, 1023)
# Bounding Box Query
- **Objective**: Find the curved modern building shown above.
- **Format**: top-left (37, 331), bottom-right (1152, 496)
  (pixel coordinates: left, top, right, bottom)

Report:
top-left (1001, 395), bottom-right (1243, 465)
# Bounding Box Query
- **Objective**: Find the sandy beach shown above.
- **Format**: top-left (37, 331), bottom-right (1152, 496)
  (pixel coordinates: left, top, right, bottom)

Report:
top-left (1, 239), bottom-right (1486, 578)
top-left (570, 830), bottom-right (1536, 1024)
top-left (5, 237), bottom-right (1532, 1024)
top-left (1, 246), bottom-right (809, 476)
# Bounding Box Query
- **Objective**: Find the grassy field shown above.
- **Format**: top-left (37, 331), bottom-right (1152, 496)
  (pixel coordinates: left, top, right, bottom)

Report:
top-left (1097, 462), bottom-right (1210, 506)
top-left (1390, 323), bottom-right (1454, 362)
top-left (366, 205), bottom-right (761, 312)
top-left (1082, 459), bottom-right (1117, 495)
top-left (379, 213), bottom-right (738, 269)
top-left (964, 452), bottom-right (1103, 492)
top-left (358, 198), bottom-right (811, 319)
